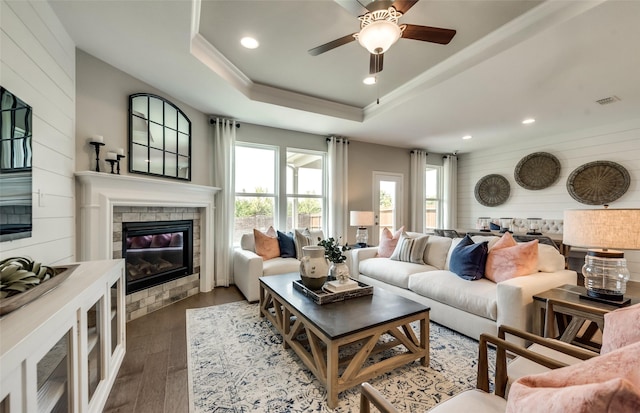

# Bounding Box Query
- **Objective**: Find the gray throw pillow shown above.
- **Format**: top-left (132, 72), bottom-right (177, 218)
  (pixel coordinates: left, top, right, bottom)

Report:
top-left (390, 232), bottom-right (429, 264)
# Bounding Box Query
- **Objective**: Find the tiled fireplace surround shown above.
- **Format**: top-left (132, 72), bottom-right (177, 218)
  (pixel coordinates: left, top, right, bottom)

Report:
top-left (76, 171), bottom-right (219, 321)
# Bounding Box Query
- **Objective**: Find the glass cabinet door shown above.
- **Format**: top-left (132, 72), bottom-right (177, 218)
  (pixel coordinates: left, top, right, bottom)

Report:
top-left (37, 330), bottom-right (72, 413)
top-left (87, 299), bottom-right (103, 402)
top-left (110, 277), bottom-right (122, 356)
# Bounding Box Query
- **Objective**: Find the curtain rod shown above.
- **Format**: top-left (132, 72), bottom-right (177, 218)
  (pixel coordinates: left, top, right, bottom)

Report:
top-left (209, 118), bottom-right (240, 128)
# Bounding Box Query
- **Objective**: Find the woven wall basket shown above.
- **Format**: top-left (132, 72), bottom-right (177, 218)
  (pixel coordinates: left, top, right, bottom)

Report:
top-left (566, 160), bottom-right (630, 205)
top-left (514, 152), bottom-right (561, 190)
top-left (475, 174), bottom-right (510, 207)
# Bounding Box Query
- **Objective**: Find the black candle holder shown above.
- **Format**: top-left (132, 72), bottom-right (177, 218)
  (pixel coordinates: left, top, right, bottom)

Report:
top-left (116, 154), bottom-right (126, 175)
top-left (106, 159), bottom-right (117, 174)
top-left (89, 141), bottom-right (105, 172)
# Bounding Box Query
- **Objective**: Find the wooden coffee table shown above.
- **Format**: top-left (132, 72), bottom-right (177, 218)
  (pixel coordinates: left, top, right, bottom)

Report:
top-left (259, 273), bottom-right (430, 408)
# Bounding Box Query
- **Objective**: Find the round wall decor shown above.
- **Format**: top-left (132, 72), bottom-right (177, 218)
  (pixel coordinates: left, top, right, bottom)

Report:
top-left (567, 160), bottom-right (630, 205)
top-left (514, 152), bottom-right (561, 190)
top-left (474, 174), bottom-right (510, 207)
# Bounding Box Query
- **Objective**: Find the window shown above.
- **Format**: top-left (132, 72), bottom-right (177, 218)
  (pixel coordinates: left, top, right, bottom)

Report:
top-left (286, 150), bottom-right (324, 232)
top-left (233, 144), bottom-right (326, 243)
top-left (234, 144), bottom-right (277, 243)
top-left (425, 166), bottom-right (442, 229)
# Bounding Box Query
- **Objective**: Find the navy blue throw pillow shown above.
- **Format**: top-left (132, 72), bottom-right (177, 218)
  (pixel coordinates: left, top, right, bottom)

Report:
top-left (277, 230), bottom-right (296, 258)
top-left (449, 234), bottom-right (488, 281)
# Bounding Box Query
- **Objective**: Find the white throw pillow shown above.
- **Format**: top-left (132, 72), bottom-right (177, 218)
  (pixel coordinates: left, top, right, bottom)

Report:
top-left (537, 243), bottom-right (565, 272)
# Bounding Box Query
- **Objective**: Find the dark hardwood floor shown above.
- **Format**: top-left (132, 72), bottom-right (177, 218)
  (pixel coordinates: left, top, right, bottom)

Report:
top-left (103, 286), bottom-right (245, 413)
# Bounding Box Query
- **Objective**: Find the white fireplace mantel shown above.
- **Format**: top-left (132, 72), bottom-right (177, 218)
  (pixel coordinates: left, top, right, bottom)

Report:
top-left (75, 171), bottom-right (221, 292)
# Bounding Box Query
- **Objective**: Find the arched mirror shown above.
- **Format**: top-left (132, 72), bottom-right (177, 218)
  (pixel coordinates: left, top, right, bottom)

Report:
top-left (0, 87), bottom-right (33, 242)
top-left (129, 93), bottom-right (191, 180)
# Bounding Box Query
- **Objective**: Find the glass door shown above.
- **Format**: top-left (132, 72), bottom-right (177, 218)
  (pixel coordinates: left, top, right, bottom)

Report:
top-left (372, 172), bottom-right (403, 245)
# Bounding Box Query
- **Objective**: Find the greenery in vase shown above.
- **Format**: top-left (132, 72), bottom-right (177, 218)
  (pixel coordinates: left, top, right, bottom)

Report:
top-left (317, 237), bottom-right (351, 263)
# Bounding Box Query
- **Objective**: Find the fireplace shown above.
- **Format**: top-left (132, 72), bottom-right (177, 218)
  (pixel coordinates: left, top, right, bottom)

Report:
top-left (122, 220), bottom-right (193, 294)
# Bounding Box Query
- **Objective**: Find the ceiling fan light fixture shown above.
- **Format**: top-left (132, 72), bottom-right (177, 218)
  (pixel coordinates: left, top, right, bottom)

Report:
top-left (357, 20), bottom-right (402, 54)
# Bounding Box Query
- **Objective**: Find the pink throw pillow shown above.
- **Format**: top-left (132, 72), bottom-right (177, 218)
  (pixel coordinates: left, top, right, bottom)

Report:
top-left (378, 226), bottom-right (404, 258)
top-left (485, 232), bottom-right (538, 283)
top-left (601, 302), bottom-right (640, 354)
top-left (507, 341), bottom-right (640, 413)
top-left (253, 226), bottom-right (280, 260)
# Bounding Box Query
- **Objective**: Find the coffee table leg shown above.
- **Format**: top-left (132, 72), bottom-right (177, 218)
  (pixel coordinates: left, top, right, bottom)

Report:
top-left (327, 342), bottom-right (339, 409)
top-left (420, 316), bottom-right (429, 367)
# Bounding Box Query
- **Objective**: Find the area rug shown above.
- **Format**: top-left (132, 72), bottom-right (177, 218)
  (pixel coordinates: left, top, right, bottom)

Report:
top-left (187, 301), bottom-right (494, 412)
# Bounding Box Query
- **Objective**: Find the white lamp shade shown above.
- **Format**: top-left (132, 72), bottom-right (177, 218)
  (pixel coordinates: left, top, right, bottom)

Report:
top-left (356, 20), bottom-right (401, 54)
top-left (563, 209), bottom-right (640, 250)
top-left (350, 211), bottom-right (375, 227)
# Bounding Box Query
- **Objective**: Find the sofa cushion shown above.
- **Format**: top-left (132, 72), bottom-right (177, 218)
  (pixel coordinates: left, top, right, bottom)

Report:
top-left (294, 228), bottom-right (324, 259)
top-left (262, 257), bottom-right (301, 276)
top-left (408, 271), bottom-right (498, 320)
top-left (449, 235), bottom-right (489, 281)
top-left (485, 233), bottom-right (538, 283)
top-left (423, 235), bottom-right (453, 270)
top-left (359, 257), bottom-right (437, 289)
top-left (377, 226), bottom-right (404, 258)
top-left (536, 243), bottom-right (565, 272)
top-left (254, 227), bottom-right (280, 260)
top-left (390, 232), bottom-right (429, 264)
top-left (277, 230), bottom-right (296, 258)
top-left (240, 233), bottom-right (256, 252)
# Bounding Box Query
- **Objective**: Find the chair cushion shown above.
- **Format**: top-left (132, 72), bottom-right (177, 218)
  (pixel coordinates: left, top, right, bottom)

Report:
top-left (507, 341), bottom-right (640, 413)
top-left (253, 227), bottom-right (280, 260)
top-left (262, 257), bottom-right (300, 276)
top-left (428, 389), bottom-right (507, 413)
top-left (377, 226), bottom-right (404, 258)
top-left (601, 302), bottom-right (640, 354)
top-left (485, 232), bottom-right (538, 283)
top-left (390, 232), bottom-right (429, 264)
top-left (449, 235), bottom-right (489, 281)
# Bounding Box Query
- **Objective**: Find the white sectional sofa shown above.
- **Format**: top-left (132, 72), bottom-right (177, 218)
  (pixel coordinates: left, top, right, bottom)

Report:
top-left (351, 234), bottom-right (577, 341)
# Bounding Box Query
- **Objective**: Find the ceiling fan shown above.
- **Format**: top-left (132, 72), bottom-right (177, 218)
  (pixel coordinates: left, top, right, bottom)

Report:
top-left (308, 0), bottom-right (456, 74)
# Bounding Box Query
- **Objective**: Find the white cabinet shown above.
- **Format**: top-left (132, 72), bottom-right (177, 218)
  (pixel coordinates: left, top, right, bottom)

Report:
top-left (0, 260), bottom-right (125, 413)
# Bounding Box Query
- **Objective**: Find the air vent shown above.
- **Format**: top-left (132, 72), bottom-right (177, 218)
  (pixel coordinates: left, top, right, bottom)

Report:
top-left (595, 95), bottom-right (621, 105)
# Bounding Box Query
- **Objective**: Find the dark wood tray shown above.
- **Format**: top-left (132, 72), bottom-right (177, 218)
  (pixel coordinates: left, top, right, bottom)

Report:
top-left (0, 264), bottom-right (79, 316)
top-left (292, 277), bottom-right (373, 305)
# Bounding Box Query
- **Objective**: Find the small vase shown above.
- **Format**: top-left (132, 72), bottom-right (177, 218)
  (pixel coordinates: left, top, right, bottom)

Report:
top-left (330, 262), bottom-right (350, 284)
top-left (300, 246), bottom-right (329, 290)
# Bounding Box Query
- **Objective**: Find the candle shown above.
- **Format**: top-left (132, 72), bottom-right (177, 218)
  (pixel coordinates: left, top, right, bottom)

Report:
top-left (117, 148), bottom-right (124, 156)
top-left (106, 152), bottom-right (117, 160)
top-left (91, 135), bottom-right (103, 143)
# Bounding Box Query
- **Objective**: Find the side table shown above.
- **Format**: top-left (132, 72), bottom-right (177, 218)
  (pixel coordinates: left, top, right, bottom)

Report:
top-left (533, 284), bottom-right (640, 352)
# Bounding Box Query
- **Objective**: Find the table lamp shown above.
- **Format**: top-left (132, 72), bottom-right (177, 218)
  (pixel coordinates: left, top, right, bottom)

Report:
top-left (350, 211), bottom-right (374, 247)
top-left (563, 208), bottom-right (640, 305)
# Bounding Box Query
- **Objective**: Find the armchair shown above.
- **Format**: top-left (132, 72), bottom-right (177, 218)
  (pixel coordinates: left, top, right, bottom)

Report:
top-left (360, 325), bottom-right (597, 413)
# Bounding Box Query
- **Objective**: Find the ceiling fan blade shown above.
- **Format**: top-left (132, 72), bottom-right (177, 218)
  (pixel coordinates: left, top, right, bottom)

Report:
top-left (334, 0), bottom-right (368, 16)
top-left (308, 33), bottom-right (357, 56)
top-left (369, 53), bottom-right (384, 74)
top-left (402, 24), bottom-right (456, 44)
top-left (391, 0), bottom-right (419, 14)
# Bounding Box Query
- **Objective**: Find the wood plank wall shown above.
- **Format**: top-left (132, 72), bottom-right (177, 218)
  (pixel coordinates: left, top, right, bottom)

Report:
top-left (0, 0), bottom-right (76, 264)
top-left (457, 119), bottom-right (640, 279)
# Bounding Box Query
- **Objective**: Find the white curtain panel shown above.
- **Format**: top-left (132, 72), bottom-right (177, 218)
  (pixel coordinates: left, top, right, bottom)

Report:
top-left (212, 118), bottom-right (236, 287)
top-left (443, 155), bottom-right (458, 229)
top-left (410, 150), bottom-right (427, 232)
top-left (327, 136), bottom-right (349, 240)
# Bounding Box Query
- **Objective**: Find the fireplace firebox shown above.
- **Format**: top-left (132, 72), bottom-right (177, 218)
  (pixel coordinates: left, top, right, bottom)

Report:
top-left (122, 220), bottom-right (193, 294)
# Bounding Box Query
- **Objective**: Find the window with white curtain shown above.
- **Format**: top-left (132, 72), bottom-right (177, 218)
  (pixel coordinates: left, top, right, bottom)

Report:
top-left (425, 165), bottom-right (442, 229)
top-left (233, 143), bottom-right (326, 243)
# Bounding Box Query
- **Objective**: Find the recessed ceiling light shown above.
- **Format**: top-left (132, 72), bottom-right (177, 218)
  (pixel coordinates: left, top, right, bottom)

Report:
top-left (462, 135), bottom-right (472, 140)
top-left (240, 37), bottom-right (259, 49)
top-left (363, 76), bottom-right (377, 85)
top-left (522, 118), bottom-right (535, 125)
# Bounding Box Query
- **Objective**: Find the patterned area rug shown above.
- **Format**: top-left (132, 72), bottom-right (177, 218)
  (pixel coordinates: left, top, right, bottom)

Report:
top-left (187, 301), bottom-right (494, 412)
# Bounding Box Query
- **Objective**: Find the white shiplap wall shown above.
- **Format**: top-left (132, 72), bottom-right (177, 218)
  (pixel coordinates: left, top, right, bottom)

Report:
top-left (457, 119), bottom-right (640, 280)
top-left (0, 0), bottom-right (76, 264)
